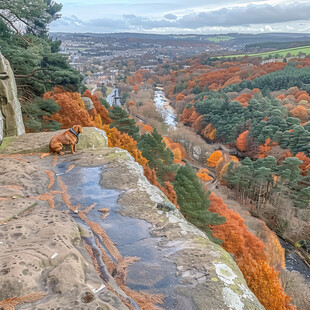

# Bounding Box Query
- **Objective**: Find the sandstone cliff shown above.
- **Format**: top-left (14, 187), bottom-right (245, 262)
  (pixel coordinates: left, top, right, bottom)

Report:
top-left (0, 51), bottom-right (25, 143)
top-left (0, 128), bottom-right (265, 310)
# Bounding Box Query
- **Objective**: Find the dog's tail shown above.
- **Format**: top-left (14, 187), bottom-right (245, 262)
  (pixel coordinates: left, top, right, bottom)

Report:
top-left (40, 152), bottom-right (52, 159)
top-left (40, 145), bottom-right (53, 159)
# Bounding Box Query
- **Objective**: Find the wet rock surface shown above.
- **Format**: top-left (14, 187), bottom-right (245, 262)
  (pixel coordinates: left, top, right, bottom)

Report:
top-left (0, 129), bottom-right (265, 310)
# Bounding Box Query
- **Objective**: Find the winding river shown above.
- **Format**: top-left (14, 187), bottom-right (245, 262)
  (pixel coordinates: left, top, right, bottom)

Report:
top-left (154, 89), bottom-right (177, 128)
top-left (153, 88), bottom-right (310, 281)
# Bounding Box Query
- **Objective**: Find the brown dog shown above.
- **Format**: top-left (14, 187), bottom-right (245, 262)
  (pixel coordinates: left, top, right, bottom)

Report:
top-left (41, 125), bottom-right (82, 158)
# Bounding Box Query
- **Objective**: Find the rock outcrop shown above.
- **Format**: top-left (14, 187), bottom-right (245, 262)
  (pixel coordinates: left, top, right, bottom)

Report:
top-left (0, 128), bottom-right (265, 310)
top-left (81, 97), bottom-right (95, 111)
top-left (0, 51), bottom-right (25, 143)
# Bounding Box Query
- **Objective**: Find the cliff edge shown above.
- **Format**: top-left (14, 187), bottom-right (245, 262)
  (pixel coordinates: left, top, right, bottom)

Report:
top-left (0, 128), bottom-right (265, 310)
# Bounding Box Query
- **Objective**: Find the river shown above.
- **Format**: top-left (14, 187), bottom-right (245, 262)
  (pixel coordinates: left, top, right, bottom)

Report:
top-left (153, 88), bottom-right (310, 281)
top-left (154, 89), bottom-right (177, 128)
top-left (107, 88), bottom-right (121, 106)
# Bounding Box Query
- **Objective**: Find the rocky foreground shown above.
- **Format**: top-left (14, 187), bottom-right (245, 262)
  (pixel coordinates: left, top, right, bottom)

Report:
top-left (0, 128), bottom-right (264, 310)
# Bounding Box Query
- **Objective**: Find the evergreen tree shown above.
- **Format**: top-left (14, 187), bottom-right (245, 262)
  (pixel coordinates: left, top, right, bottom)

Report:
top-left (174, 165), bottom-right (225, 244)
top-left (192, 86), bottom-right (201, 95)
top-left (0, 0), bottom-right (62, 38)
top-left (138, 129), bottom-right (176, 183)
top-left (294, 187), bottom-right (310, 209)
top-left (109, 106), bottom-right (139, 139)
top-left (22, 97), bottom-right (61, 132)
top-left (0, 2), bottom-right (82, 97)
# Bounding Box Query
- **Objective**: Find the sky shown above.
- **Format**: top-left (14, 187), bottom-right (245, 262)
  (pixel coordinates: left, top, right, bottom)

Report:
top-left (50, 0), bottom-right (310, 34)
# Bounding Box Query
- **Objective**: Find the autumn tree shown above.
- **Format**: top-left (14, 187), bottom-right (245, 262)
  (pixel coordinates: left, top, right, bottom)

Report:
top-left (207, 151), bottom-right (223, 167)
top-left (102, 125), bottom-right (147, 166)
top-left (236, 130), bottom-right (249, 152)
top-left (82, 89), bottom-right (112, 125)
top-left (209, 193), bottom-right (296, 310)
top-left (290, 105), bottom-right (308, 123)
top-left (196, 169), bottom-right (213, 182)
top-left (44, 87), bottom-right (96, 128)
top-left (133, 84), bottom-right (139, 94)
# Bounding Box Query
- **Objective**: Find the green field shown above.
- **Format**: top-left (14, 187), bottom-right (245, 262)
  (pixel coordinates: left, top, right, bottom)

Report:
top-left (223, 45), bottom-right (310, 59)
top-left (208, 35), bottom-right (234, 43)
top-left (172, 35), bottom-right (197, 39)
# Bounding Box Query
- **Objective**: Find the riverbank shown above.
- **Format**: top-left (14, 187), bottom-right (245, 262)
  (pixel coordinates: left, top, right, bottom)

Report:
top-left (152, 87), bottom-right (310, 281)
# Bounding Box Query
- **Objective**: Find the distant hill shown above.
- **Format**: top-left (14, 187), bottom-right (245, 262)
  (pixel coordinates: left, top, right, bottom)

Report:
top-left (51, 32), bottom-right (310, 46)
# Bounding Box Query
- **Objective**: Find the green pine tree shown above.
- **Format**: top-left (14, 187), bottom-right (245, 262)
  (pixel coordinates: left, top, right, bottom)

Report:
top-left (138, 129), bottom-right (177, 183)
top-left (109, 106), bottom-right (139, 139)
top-left (174, 165), bottom-right (225, 244)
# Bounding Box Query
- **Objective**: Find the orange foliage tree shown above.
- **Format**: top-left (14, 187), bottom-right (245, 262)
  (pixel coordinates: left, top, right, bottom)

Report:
top-left (44, 87), bottom-right (97, 128)
top-left (203, 123), bottom-right (217, 141)
top-left (163, 137), bottom-right (187, 164)
top-left (102, 125), bottom-right (148, 166)
top-left (82, 90), bottom-right (112, 125)
top-left (179, 106), bottom-right (195, 124)
top-left (290, 105), bottom-right (308, 122)
top-left (176, 93), bottom-right (185, 102)
top-left (295, 152), bottom-right (310, 176)
top-left (234, 93), bottom-right (252, 107)
top-left (209, 193), bottom-right (295, 310)
top-left (207, 151), bottom-right (223, 167)
top-left (141, 124), bottom-right (153, 133)
top-left (236, 130), bottom-right (249, 152)
top-left (133, 85), bottom-right (139, 94)
top-left (196, 168), bottom-right (213, 182)
top-left (257, 138), bottom-right (272, 159)
top-left (128, 100), bottom-right (136, 107)
top-left (192, 115), bottom-right (204, 133)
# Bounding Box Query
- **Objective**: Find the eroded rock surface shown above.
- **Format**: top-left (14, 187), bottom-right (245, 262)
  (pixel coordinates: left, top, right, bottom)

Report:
top-left (0, 127), bottom-right (108, 154)
top-left (81, 97), bottom-right (95, 111)
top-left (0, 128), bottom-right (265, 310)
top-left (0, 51), bottom-right (25, 141)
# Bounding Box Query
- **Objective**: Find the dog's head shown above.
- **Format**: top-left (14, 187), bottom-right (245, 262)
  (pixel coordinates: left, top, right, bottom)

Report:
top-left (73, 125), bottom-right (83, 134)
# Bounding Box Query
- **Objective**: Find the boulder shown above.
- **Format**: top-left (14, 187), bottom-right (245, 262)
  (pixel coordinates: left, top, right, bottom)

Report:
top-left (0, 52), bottom-right (25, 142)
top-left (0, 127), bottom-right (108, 154)
top-left (81, 97), bottom-right (95, 110)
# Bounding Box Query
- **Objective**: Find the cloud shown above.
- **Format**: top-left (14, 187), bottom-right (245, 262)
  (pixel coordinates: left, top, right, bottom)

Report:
top-left (53, 15), bottom-right (84, 27)
top-left (52, 2), bottom-right (310, 33)
top-left (164, 14), bottom-right (177, 20)
top-left (178, 2), bottom-right (310, 28)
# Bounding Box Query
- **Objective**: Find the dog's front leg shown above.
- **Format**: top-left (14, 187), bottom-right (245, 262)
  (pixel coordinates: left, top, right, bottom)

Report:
top-left (73, 143), bottom-right (77, 153)
top-left (70, 143), bottom-right (75, 154)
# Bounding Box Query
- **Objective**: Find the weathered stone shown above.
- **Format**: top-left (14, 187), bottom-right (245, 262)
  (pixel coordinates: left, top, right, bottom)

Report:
top-left (0, 109), bottom-right (3, 144)
top-left (0, 127), bottom-right (108, 154)
top-left (81, 97), bottom-right (95, 110)
top-left (0, 131), bottom-right (265, 310)
top-left (72, 147), bottom-right (265, 310)
top-left (0, 51), bottom-right (25, 140)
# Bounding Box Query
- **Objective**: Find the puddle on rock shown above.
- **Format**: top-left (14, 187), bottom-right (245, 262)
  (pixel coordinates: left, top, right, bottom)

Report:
top-left (52, 164), bottom-right (185, 309)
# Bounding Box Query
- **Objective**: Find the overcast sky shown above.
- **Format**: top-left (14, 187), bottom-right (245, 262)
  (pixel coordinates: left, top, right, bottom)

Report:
top-left (50, 0), bottom-right (310, 34)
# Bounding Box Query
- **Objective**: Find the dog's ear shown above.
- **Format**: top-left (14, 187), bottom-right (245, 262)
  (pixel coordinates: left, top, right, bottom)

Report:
top-left (73, 125), bottom-right (82, 134)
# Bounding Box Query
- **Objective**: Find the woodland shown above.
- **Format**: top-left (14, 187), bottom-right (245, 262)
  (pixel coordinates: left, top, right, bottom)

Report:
top-left (0, 1), bottom-right (309, 310)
